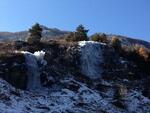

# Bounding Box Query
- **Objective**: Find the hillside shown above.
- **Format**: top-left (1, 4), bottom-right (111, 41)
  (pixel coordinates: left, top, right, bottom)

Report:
top-left (0, 27), bottom-right (150, 51)
top-left (89, 33), bottom-right (150, 50)
top-left (0, 25), bottom-right (150, 113)
top-left (0, 39), bottom-right (149, 113)
top-left (0, 26), bottom-right (69, 41)
top-left (109, 34), bottom-right (150, 50)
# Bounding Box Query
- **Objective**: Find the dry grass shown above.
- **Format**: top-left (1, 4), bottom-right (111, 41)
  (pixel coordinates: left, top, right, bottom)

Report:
top-left (41, 38), bottom-right (77, 48)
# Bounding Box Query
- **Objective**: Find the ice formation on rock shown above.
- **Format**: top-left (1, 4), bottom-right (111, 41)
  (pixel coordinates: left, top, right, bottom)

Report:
top-left (78, 41), bottom-right (103, 79)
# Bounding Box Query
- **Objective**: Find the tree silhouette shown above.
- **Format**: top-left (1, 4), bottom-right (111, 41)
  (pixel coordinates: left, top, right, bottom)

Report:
top-left (27, 23), bottom-right (42, 44)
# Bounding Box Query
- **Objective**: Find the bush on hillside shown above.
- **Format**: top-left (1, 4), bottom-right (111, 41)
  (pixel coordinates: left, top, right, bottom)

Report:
top-left (65, 32), bottom-right (76, 42)
top-left (121, 45), bottom-right (150, 75)
top-left (91, 33), bottom-right (108, 43)
top-left (111, 36), bottom-right (122, 53)
top-left (138, 47), bottom-right (149, 60)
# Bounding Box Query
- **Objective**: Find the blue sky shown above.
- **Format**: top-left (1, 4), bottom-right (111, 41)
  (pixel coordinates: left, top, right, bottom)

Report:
top-left (0, 0), bottom-right (150, 42)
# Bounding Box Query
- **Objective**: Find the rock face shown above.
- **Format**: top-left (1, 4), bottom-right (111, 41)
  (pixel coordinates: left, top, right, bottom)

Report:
top-left (0, 40), bottom-right (149, 113)
top-left (78, 41), bottom-right (104, 79)
top-left (0, 52), bottom-right (27, 89)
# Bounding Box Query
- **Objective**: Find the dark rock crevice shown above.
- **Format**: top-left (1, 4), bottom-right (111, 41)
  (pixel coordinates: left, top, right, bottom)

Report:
top-left (0, 52), bottom-right (27, 89)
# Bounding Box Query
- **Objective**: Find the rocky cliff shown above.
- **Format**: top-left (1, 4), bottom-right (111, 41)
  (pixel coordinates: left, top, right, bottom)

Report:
top-left (0, 40), bottom-right (149, 113)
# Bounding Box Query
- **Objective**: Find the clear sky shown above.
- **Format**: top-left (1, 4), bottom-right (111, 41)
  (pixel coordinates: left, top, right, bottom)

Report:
top-left (0, 0), bottom-right (150, 42)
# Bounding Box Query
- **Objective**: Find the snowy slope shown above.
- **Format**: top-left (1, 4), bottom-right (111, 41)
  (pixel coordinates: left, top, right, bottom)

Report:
top-left (0, 77), bottom-right (149, 113)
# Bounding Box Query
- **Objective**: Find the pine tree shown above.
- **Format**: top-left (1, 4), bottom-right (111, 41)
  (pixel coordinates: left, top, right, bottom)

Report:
top-left (65, 25), bottom-right (89, 42)
top-left (27, 23), bottom-right (42, 44)
top-left (74, 25), bottom-right (89, 41)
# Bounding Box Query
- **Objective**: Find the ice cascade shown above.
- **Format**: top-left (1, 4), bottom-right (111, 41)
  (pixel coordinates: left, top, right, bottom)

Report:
top-left (78, 41), bottom-right (103, 79)
top-left (21, 51), bottom-right (46, 90)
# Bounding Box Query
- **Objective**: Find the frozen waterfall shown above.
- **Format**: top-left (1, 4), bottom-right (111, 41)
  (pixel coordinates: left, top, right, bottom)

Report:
top-left (21, 51), bottom-right (46, 90)
top-left (78, 41), bottom-right (103, 79)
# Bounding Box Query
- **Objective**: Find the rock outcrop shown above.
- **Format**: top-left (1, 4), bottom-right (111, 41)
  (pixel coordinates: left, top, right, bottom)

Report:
top-left (0, 52), bottom-right (27, 89)
top-left (0, 40), bottom-right (149, 113)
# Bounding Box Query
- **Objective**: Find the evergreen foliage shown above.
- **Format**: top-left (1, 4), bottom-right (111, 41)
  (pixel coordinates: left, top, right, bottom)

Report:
top-left (65, 25), bottom-right (88, 42)
top-left (27, 23), bottom-right (42, 44)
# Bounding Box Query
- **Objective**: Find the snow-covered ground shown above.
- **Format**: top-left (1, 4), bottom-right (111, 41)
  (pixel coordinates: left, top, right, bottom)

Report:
top-left (0, 77), bottom-right (149, 113)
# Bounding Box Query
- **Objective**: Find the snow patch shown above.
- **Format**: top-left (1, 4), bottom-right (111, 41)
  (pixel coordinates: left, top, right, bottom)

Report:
top-left (34, 51), bottom-right (47, 65)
